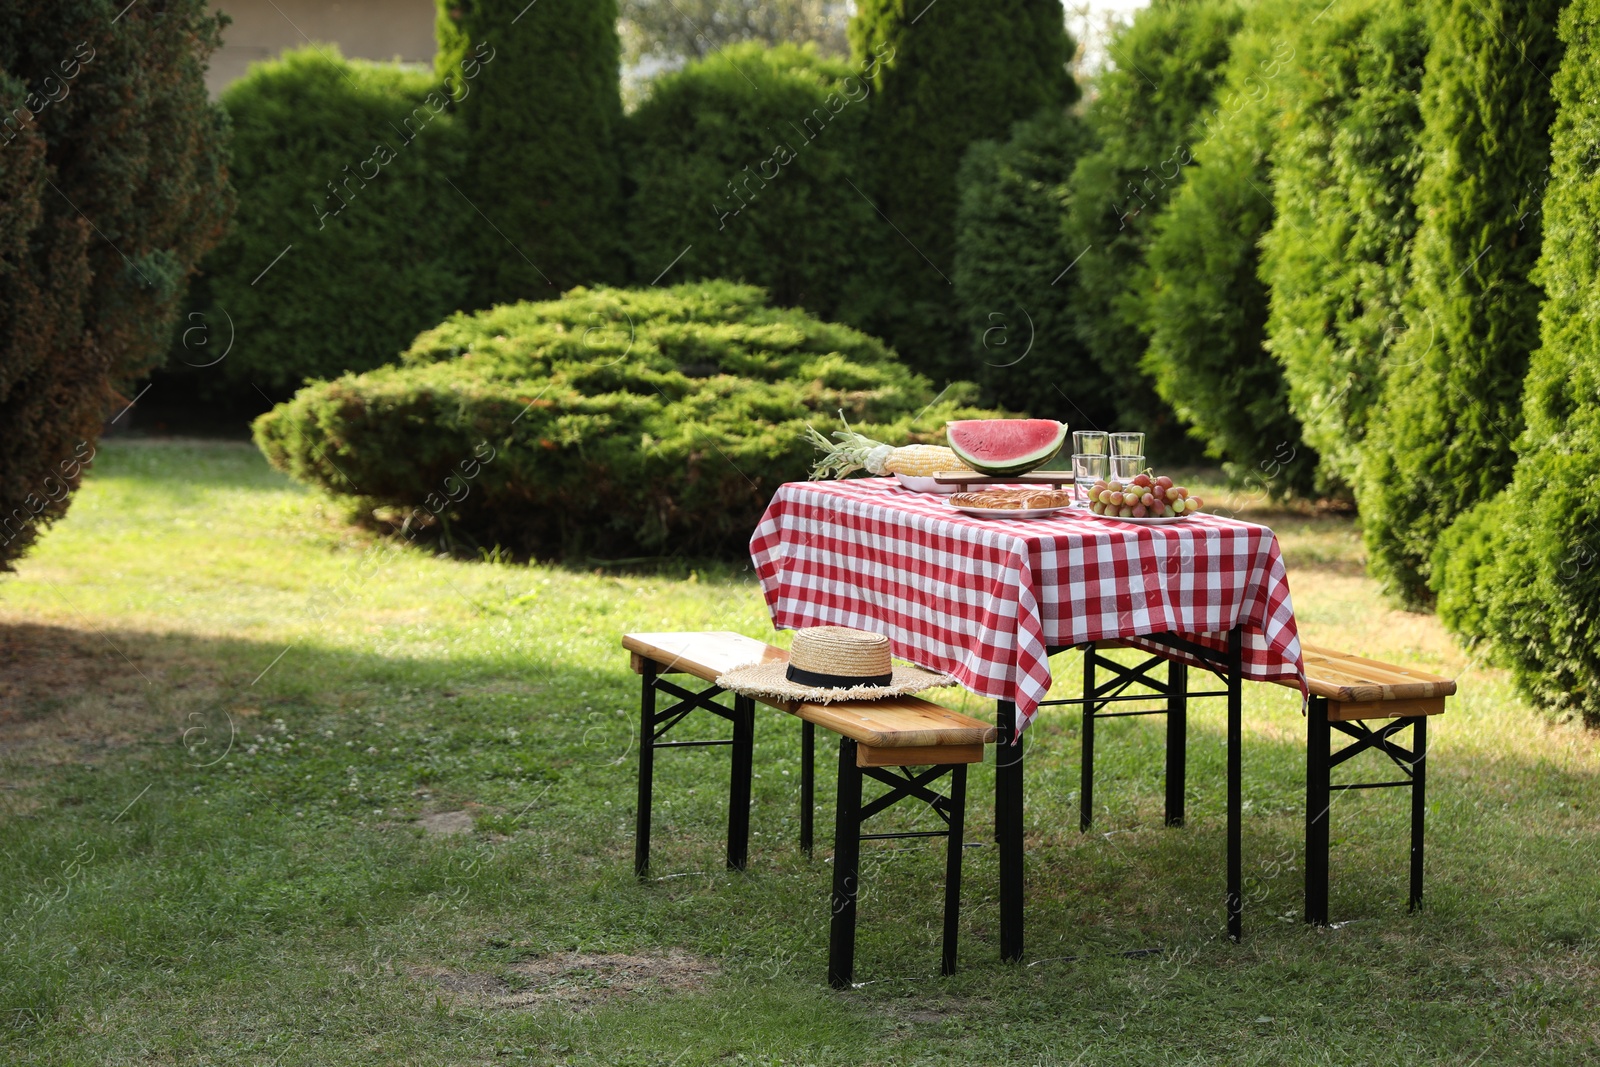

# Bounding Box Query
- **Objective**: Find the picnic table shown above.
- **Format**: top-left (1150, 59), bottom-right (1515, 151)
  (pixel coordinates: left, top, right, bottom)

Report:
top-left (750, 476), bottom-right (1307, 957)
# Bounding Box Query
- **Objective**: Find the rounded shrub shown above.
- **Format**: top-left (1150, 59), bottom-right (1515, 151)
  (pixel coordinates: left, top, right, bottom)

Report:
top-left (1140, 0), bottom-right (1318, 497)
top-left (1358, 0), bottom-right (1565, 606)
top-left (184, 46), bottom-right (471, 395)
top-left (953, 109), bottom-right (1105, 425)
top-left (1432, 0), bottom-right (1600, 726)
top-left (253, 282), bottom-right (993, 560)
top-left (1260, 0), bottom-right (1428, 493)
top-left (625, 43), bottom-right (876, 323)
top-left (1065, 0), bottom-right (1243, 452)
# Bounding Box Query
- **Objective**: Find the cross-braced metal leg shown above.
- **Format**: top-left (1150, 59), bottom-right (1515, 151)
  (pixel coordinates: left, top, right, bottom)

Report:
top-left (829, 737), bottom-right (969, 989)
top-left (1304, 698), bottom-right (1429, 925)
top-left (1075, 646), bottom-right (1201, 831)
top-left (633, 659), bottom-right (757, 878)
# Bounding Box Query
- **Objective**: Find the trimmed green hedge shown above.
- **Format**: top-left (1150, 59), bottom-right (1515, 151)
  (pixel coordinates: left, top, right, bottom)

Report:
top-left (1066, 0), bottom-right (1243, 451)
top-left (184, 46), bottom-right (470, 393)
top-left (624, 43), bottom-right (875, 322)
top-left (1141, 0), bottom-right (1318, 496)
top-left (1433, 0), bottom-right (1600, 727)
top-left (953, 109), bottom-right (1104, 424)
top-left (1260, 0), bottom-right (1428, 492)
top-left (1358, 0), bottom-right (1565, 606)
top-left (849, 0), bottom-right (1077, 382)
top-left (437, 0), bottom-right (626, 303)
top-left (253, 282), bottom-right (992, 559)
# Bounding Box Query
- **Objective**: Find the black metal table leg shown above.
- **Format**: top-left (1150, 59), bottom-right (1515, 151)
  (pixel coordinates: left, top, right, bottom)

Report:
top-left (635, 661), bottom-right (657, 879)
top-left (942, 764), bottom-right (967, 976)
top-left (801, 719), bottom-right (815, 856)
top-left (1409, 715), bottom-right (1427, 911)
top-left (1080, 647), bottom-right (1096, 833)
top-left (1166, 661), bottom-right (1188, 826)
top-left (1305, 695), bottom-right (1330, 926)
top-left (727, 694), bottom-right (754, 871)
top-left (1226, 625), bottom-right (1243, 942)
top-left (996, 700), bottom-right (1024, 963)
top-left (828, 737), bottom-right (863, 989)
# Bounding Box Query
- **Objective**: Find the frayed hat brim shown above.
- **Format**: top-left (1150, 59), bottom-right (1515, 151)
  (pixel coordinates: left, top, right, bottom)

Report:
top-left (715, 660), bottom-right (955, 705)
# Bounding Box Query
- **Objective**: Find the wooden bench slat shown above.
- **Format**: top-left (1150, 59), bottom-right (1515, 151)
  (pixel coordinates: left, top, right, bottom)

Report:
top-left (858, 742), bottom-right (985, 767)
top-left (1300, 643), bottom-right (1457, 702)
top-left (622, 631), bottom-right (794, 711)
top-left (1329, 696), bottom-right (1445, 722)
top-left (795, 696), bottom-right (996, 748)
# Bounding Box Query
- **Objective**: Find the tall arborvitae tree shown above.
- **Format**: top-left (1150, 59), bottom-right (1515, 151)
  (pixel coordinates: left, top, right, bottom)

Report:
top-left (1260, 0), bottom-right (1430, 491)
top-left (1141, 0), bottom-right (1319, 497)
top-left (0, 1), bottom-right (232, 569)
top-left (850, 0), bottom-right (1076, 382)
top-left (437, 0), bottom-right (626, 305)
top-left (1433, 0), bottom-right (1600, 727)
top-left (953, 110), bottom-right (1104, 424)
top-left (1358, 0), bottom-right (1565, 606)
top-left (1066, 0), bottom-right (1243, 454)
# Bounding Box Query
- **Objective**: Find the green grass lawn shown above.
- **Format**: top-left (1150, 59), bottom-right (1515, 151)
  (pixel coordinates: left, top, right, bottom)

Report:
top-left (1, 438), bottom-right (1596, 1065)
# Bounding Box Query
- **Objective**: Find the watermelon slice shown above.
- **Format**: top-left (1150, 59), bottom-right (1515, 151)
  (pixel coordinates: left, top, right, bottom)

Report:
top-left (946, 419), bottom-right (1068, 476)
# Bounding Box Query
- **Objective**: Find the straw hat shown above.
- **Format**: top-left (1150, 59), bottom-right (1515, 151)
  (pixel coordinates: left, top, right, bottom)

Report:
top-left (717, 626), bottom-right (954, 704)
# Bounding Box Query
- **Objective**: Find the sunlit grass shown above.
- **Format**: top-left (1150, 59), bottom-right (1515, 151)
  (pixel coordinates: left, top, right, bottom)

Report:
top-left (0, 438), bottom-right (1595, 1065)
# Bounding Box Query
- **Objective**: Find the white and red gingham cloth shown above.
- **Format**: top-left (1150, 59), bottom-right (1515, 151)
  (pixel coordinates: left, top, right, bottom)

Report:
top-left (750, 478), bottom-right (1307, 734)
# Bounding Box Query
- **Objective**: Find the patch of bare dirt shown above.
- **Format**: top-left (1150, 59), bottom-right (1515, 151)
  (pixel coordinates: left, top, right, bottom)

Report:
top-left (415, 950), bottom-right (719, 1011)
top-left (418, 810), bottom-right (476, 836)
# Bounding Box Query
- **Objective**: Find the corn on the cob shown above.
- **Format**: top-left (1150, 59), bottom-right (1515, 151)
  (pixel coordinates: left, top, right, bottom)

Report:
top-left (804, 422), bottom-right (971, 479)
top-left (881, 444), bottom-right (965, 476)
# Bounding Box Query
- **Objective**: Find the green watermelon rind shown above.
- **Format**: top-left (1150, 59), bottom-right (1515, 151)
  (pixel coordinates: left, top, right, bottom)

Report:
top-left (946, 419), bottom-right (1067, 476)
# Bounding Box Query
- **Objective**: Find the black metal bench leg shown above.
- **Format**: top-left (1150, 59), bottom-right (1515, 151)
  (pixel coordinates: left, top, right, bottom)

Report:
top-left (995, 700), bottom-right (1024, 964)
top-left (828, 737), bottom-right (862, 989)
top-left (1166, 661), bottom-right (1187, 827)
top-left (1410, 715), bottom-right (1427, 912)
top-left (942, 764), bottom-right (967, 977)
top-left (635, 662), bottom-right (657, 879)
top-left (801, 720), bottom-right (815, 856)
top-left (727, 694), bottom-right (754, 871)
top-left (1226, 625), bottom-right (1243, 942)
top-left (1080, 647), bottom-right (1096, 832)
top-left (1305, 695), bottom-right (1330, 926)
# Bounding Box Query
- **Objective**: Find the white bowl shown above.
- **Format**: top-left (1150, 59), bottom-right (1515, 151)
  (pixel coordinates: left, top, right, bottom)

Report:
top-left (894, 473), bottom-right (960, 494)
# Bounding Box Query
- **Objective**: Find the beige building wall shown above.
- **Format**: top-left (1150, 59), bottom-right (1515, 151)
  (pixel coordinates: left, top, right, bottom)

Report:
top-left (208, 0), bottom-right (438, 95)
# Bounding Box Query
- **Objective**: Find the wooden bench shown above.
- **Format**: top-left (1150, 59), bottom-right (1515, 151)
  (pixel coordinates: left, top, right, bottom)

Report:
top-left (623, 632), bottom-right (795, 877)
top-left (1297, 643), bottom-right (1455, 925)
top-left (791, 696), bottom-right (994, 989)
top-left (1072, 639), bottom-right (1455, 926)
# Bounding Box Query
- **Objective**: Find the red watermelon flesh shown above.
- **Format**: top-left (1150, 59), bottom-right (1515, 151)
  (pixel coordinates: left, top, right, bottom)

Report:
top-left (946, 419), bottom-right (1068, 475)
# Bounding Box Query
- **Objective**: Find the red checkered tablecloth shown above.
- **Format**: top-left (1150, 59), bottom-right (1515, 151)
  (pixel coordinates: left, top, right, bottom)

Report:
top-left (750, 478), bottom-right (1307, 734)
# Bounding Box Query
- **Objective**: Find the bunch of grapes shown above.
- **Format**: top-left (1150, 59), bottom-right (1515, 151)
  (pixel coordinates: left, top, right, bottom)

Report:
top-left (1088, 472), bottom-right (1203, 519)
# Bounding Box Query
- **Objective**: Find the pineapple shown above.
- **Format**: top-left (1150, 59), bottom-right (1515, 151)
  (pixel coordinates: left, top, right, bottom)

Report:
top-left (804, 421), bottom-right (970, 480)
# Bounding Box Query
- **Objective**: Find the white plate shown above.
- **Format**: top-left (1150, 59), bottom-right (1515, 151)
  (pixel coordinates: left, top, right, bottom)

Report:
top-left (895, 473), bottom-right (960, 495)
top-left (947, 502), bottom-right (1075, 520)
top-left (1081, 509), bottom-right (1193, 525)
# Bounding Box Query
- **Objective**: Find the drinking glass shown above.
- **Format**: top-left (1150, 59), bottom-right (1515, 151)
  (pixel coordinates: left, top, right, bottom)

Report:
top-left (1072, 452), bottom-right (1110, 506)
top-left (1110, 432), bottom-right (1146, 457)
top-left (1111, 454), bottom-right (1145, 482)
top-left (1073, 430), bottom-right (1109, 456)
